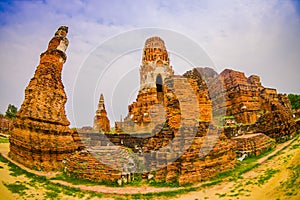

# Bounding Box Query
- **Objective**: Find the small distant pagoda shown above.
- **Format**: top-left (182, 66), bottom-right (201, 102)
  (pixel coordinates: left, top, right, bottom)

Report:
top-left (93, 94), bottom-right (110, 132)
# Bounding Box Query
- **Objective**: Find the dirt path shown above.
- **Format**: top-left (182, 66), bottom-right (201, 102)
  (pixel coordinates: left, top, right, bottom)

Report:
top-left (51, 179), bottom-right (182, 195)
top-left (256, 137), bottom-right (295, 164)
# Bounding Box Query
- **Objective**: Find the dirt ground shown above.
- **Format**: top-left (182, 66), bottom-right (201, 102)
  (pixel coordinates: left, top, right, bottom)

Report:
top-left (0, 135), bottom-right (299, 200)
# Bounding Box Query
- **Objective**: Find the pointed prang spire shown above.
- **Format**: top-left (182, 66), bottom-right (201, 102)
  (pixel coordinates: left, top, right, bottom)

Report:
top-left (94, 93), bottom-right (110, 132)
top-left (96, 93), bottom-right (105, 114)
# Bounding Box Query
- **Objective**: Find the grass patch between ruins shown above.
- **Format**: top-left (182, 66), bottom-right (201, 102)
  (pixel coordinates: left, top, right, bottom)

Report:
top-left (3, 181), bottom-right (28, 196)
top-left (51, 172), bottom-right (120, 187)
top-left (130, 187), bottom-right (197, 199)
top-left (280, 164), bottom-right (300, 197)
top-left (256, 168), bottom-right (280, 186)
top-left (0, 154), bottom-right (102, 199)
top-left (0, 136), bottom-right (9, 143)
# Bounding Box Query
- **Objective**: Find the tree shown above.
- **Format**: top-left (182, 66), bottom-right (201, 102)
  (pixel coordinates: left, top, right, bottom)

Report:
top-left (288, 94), bottom-right (300, 110)
top-left (5, 104), bottom-right (18, 119)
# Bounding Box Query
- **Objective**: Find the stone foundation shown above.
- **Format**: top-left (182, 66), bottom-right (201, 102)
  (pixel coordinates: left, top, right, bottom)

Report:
top-left (65, 150), bottom-right (122, 183)
top-left (66, 123), bottom-right (236, 185)
top-left (231, 133), bottom-right (275, 157)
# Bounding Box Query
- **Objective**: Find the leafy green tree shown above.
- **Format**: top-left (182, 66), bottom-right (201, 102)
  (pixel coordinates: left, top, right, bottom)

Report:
top-left (288, 94), bottom-right (300, 110)
top-left (5, 104), bottom-right (18, 119)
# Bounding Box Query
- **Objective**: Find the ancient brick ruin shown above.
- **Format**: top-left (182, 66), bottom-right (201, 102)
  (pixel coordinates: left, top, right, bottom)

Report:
top-left (115, 37), bottom-right (174, 132)
top-left (68, 122), bottom-right (236, 184)
top-left (93, 94), bottom-right (110, 132)
top-left (8, 28), bottom-right (298, 186)
top-left (66, 36), bottom-right (297, 185)
top-left (204, 68), bottom-right (295, 142)
top-left (218, 69), bottom-right (292, 124)
top-left (66, 36), bottom-right (237, 185)
top-left (9, 26), bottom-right (82, 171)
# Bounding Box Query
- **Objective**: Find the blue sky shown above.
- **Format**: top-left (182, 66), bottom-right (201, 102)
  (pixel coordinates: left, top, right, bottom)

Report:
top-left (0, 0), bottom-right (300, 127)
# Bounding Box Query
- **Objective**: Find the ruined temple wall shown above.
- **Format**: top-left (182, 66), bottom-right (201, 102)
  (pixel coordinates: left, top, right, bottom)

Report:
top-left (219, 69), bottom-right (262, 124)
top-left (116, 88), bottom-right (166, 133)
top-left (76, 122), bottom-right (237, 185)
top-left (220, 69), bottom-right (249, 89)
top-left (65, 151), bottom-right (122, 183)
top-left (223, 110), bottom-right (296, 142)
top-left (210, 69), bottom-right (294, 125)
top-left (140, 124), bottom-right (236, 184)
top-left (183, 69), bottom-right (212, 122)
top-left (231, 133), bottom-right (275, 156)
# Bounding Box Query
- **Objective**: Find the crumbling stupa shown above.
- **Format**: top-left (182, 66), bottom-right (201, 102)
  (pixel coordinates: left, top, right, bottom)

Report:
top-left (9, 26), bottom-right (81, 171)
top-left (115, 36), bottom-right (213, 132)
top-left (93, 93), bottom-right (110, 132)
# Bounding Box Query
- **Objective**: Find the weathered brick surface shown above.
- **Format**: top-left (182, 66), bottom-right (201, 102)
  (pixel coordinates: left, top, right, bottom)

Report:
top-left (9, 26), bottom-right (81, 171)
top-left (231, 133), bottom-right (275, 156)
top-left (65, 150), bottom-right (122, 183)
top-left (69, 122), bottom-right (236, 185)
top-left (143, 123), bottom-right (237, 184)
top-left (255, 110), bottom-right (296, 141)
top-left (204, 68), bottom-right (294, 126)
top-left (0, 116), bottom-right (13, 134)
top-left (183, 68), bottom-right (213, 122)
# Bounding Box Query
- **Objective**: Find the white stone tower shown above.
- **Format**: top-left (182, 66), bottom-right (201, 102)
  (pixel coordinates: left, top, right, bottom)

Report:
top-left (139, 36), bottom-right (174, 90)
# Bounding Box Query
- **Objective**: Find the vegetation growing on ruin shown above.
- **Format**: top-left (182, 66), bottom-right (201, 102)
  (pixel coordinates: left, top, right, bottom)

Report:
top-left (0, 136), bottom-right (9, 143)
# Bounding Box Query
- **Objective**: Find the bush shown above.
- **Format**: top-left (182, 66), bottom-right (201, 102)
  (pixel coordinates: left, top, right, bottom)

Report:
top-left (288, 94), bottom-right (300, 110)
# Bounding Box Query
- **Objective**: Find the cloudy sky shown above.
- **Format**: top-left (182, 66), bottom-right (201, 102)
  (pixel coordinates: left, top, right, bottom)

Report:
top-left (0, 0), bottom-right (299, 128)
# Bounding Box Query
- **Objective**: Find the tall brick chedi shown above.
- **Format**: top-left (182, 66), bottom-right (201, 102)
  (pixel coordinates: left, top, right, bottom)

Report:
top-left (116, 36), bottom-right (175, 132)
top-left (9, 26), bottom-right (80, 171)
top-left (93, 93), bottom-right (110, 132)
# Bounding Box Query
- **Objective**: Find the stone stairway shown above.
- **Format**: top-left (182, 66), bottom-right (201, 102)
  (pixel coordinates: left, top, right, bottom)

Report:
top-left (89, 145), bottom-right (136, 173)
